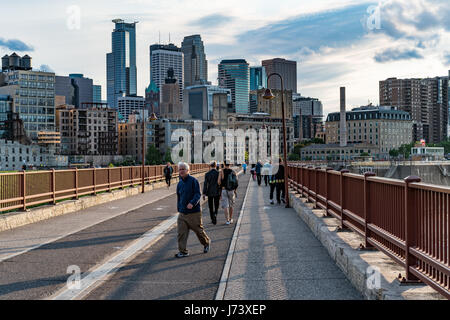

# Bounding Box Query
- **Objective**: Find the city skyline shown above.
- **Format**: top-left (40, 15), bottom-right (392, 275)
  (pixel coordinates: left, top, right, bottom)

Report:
top-left (1, 0), bottom-right (450, 117)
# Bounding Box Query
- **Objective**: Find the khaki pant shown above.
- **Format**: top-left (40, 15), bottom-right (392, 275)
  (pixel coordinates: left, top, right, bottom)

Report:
top-left (177, 211), bottom-right (210, 254)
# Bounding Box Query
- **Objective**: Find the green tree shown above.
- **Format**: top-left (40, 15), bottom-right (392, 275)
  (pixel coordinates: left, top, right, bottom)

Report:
top-left (288, 153), bottom-right (300, 161)
top-left (146, 144), bottom-right (162, 165)
top-left (389, 149), bottom-right (399, 157)
top-left (360, 152), bottom-right (369, 157)
top-left (163, 147), bottom-right (172, 164)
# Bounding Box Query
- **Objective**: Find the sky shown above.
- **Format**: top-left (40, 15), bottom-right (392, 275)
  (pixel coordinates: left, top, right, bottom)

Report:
top-left (1, 0), bottom-right (450, 117)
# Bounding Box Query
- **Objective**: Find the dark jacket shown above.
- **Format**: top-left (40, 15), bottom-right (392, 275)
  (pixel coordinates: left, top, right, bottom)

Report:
top-left (255, 162), bottom-right (263, 174)
top-left (164, 165), bottom-right (173, 177)
top-left (177, 175), bottom-right (201, 214)
top-left (274, 164), bottom-right (285, 182)
top-left (203, 169), bottom-right (220, 197)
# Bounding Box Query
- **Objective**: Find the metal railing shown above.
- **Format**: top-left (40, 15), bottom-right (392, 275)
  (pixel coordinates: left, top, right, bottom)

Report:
top-left (288, 164), bottom-right (450, 299)
top-left (0, 164), bottom-right (209, 214)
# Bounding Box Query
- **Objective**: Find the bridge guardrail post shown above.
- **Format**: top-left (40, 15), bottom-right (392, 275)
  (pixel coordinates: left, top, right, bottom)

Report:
top-left (22, 170), bottom-right (26, 211)
top-left (339, 169), bottom-right (350, 230)
top-left (314, 167), bottom-right (319, 209)
top-left (52, 169), bottom-right (56, 205)
top-left (404, 175), bottom-right (421, 282)
top-left (325, 168), bottom-right (333, 217)
top-left (75, 168), bottom-right (79, 200)
top-left (363, 172), bottom-right (376, 248)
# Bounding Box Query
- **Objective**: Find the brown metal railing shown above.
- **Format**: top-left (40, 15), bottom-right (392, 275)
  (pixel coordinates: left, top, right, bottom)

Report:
top-left (288, 164), bottom-right (450, 299)
top-left (0, 163), bottom-right (209, 214)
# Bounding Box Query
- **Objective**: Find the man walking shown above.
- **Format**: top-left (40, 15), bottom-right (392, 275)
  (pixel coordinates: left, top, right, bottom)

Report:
top-left (218, 161), bottom-right (238, 225)
top-left (275, 159), bottom-right (286, 204)
top-left (262, 160), bottom-right (272, 186)
top-left (203, 161), bottom-right (220, 225)
top-left (175, 162), bottom-right (210, 258)
top-left (242, 162), bottom-right (247, 174)
top-left (255, 161), bottom-right (263, 186)
top-left (163, 162), bottom-right (174, 188)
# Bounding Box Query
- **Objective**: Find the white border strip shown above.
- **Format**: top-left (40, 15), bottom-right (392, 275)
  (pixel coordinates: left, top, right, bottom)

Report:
top-left (215, 173), bottom-right (251, 300)
top-left (0, 192), bottom-right (176, 263)
top-left (49, 214), bottom-right (179, 300)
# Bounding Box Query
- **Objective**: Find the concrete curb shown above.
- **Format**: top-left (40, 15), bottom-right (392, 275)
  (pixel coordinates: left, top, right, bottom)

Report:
top-left (289, 191), bottom-right (446, 300)
top-left (0, 172), bottom-right (207, 233)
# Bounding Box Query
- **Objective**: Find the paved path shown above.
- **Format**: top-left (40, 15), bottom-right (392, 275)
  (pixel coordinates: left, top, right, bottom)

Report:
top-left (0, 170), bottom-right (363, 300)
top-left (221, 178), bottom-right (363, 300)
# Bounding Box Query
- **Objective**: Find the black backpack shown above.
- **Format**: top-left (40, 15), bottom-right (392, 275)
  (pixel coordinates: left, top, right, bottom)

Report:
top-left (226, 171), bottom-right (238, 191)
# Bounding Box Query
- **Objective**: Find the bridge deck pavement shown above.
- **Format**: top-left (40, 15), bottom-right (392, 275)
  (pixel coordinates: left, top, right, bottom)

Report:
top-left (222, 179), bottom-right (363, 300)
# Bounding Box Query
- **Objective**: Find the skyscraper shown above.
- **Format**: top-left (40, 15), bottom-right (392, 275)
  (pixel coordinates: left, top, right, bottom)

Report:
top-left (149, 43), bottom-right (183, 103)
top-left (55, 74), bottom-right (93, 108)
top-left (262, 58), bottom-right (297, 93)
top-left (218, 59), bottom-right (250, 114)
top-left (107, 19), bottom-right (138, 109)
top-left (380, 76), bottom-right (448, 143)
top-left (93, 85), bottom-right (102, 103)
top-left (0, 53), bottom-right (56, 141)
top-left (181, 35), bottom-right (208, 87)
top-left (250, 66), bottom-right (267, 91)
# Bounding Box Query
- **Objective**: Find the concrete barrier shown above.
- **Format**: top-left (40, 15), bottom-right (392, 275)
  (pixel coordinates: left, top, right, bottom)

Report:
top-left (0, 172), bottom-right (207, 233)
top-left (289, 191), bottom-right (447, 300)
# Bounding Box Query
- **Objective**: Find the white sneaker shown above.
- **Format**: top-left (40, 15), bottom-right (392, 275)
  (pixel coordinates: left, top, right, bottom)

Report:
top-left (230, 219), bottom-right (234, 224)
top-left (226, 221), bottom-right (230, 225)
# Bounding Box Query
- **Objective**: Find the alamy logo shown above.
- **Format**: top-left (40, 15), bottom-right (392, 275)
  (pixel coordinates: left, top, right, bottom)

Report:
top-left (66, 5), bottom-right (81, 30)
top-left (170, 121), bottom-right (282, 173)
top-left (366, 266), bottom-right (381, 290)
top-left (366, 4), bottom-right (381, 31)
top-left (67, 265), bottom-right (81, 290)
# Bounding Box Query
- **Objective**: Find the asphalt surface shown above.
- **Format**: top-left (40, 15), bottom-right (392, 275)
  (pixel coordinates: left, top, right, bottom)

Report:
top-left (0, 172), bottom-right (249, 300)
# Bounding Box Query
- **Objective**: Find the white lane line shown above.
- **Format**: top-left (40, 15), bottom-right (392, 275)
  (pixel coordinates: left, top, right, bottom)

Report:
top-left (49, 195), bottom-right (210, 300)
top-left (49, 213), bottom-right (179, 300)
top-left (215, 175), bottom-right (251, 300)
top-left (0, 192), bottom-right (176, 263)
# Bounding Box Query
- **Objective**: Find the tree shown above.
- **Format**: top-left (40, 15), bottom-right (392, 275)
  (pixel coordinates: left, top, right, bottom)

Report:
top-left (360, 152), bottom-right (369, 157)
top-left (146, 144), bottom-right (162, 165)
top-left (163, 147), bottom-right (172, 164)
top-left (288, 153), bottom-right (300, 161)
top-left (389, 149), bottom-right (399, 158)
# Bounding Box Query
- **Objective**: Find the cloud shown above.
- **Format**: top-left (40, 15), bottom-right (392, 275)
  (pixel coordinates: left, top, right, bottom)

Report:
top-left (443, 52), bottom-right (450, 66)
top-left (39, 65), bottom-right (54, 73)
top-left (233, 3), bottom-right (373, 56)
top-left (374, 48), bottom-right (423, 63)
top-left (189, 14), bottom-right (234, 28)
top-left (0, 38), bottom-right (34, 52)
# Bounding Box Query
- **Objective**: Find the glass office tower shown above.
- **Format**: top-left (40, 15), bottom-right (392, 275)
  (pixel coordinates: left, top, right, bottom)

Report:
top-left (250, 66), bottom-right (267, 91)
top-left (107, 19), bottom-right (137, 109)
top-left (218, 59), bottom-right (250, 114)
top-left (181, 35), bottom-right (208, 87)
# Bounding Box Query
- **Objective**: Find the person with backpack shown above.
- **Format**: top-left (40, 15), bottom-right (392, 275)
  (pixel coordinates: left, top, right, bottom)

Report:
top-left (203, 161), bottom-right (221, 225)
top-left (163, 162), bottom-right (174, 188)
top-left (218, 161), bottom-right (238, 225)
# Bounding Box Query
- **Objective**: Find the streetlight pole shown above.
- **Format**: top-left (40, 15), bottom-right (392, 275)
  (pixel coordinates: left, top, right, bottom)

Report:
top-left (263, 72), bottom-right (290, 208)
top-left (142, 107), bottom-right (158, 194)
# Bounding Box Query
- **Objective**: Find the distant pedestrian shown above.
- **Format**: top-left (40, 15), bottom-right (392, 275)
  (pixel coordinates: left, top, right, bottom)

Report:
top-left (275, 158), bottom-right (286, 204)
top-left (262, 160), bottom-right (272, 186)
top-left (203, 161), bottom-right (221, 225)
top-left (242, 162), bottom-right (247, 174)
top-left (250, 164), bottom-right (256, 181)
top-left (175, 162), bottom-right (210, 258)
top-left (163, 162), bottom-right (174, 188)
top-left (255, 161), bottom-right (263, 186)
top-left (218, 161), bottom-right (238, 225)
